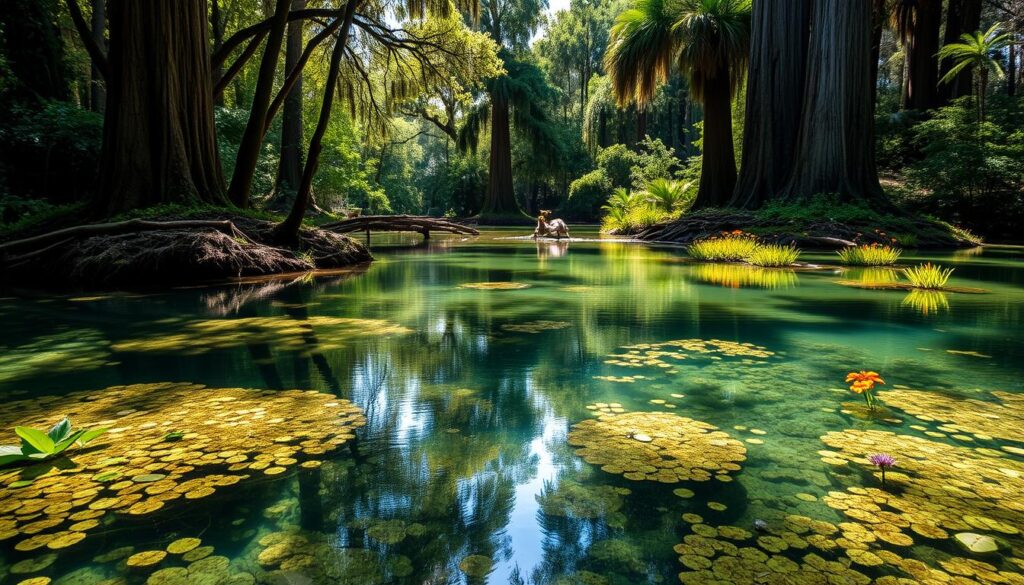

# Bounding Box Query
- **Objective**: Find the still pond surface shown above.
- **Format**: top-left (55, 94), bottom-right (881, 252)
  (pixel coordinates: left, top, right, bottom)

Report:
top-left (1, 229), bottom-right (1023, 585)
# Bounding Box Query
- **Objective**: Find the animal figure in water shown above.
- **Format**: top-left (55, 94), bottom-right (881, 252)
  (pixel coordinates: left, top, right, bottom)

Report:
top-left (533, 210), bottom-right (569, 240)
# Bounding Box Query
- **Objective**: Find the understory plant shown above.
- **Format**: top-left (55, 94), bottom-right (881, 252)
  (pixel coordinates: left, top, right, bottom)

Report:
top-left (686, 231), bottom-right (759, 261)
top-left (600, 177), bottom-right (693, 234)
top-left (746, 243), bottom-right (800, 267)
top-left (0, 417), bottom-right (107, 468)
top-left (687, 232), bottom-right (802, 267)
top-left (837, 244), bottom-right (902, 266)
top-left (902, 262), bottom-right (954, 289)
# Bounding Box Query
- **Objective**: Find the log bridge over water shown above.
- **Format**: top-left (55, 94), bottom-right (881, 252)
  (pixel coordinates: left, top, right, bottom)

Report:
top-left (321, 215), bottom-right (479, 243)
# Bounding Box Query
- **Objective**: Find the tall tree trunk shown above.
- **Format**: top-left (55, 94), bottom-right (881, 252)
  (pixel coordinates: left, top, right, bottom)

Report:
top-left (692, 69), bottom-right (737, 209)
top-left (90, 0), bottom-right (106, 112)
top-left (904, 0), bottom-right (942, 110)
top-left (782, 0), bottom-right (883, 204)
top-left (275, 1), bottom-right (358, 241)
top-left (480, 92), bottom-right (523, 220)
top-left (211, 0), bottom-right (225, 106)
top-left (98, 0), bottom-right (227, 215)
top-left (274, 0), bottom-right (306, 202)
top-left (227, 0), bottom-right (291, 208)
top-left (870, 0), bottom-right (885, 107)
top-left (938, 0), bottom-right (981, 100)
top-left (636, 108), bottom-right (647, 143)
top-left (1009, 39), bottom-right (1018, 97)
top-left (731, 0), bottom-right (811, 209)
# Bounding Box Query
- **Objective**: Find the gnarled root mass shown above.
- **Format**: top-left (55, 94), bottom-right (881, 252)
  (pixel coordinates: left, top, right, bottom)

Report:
top-left (0, 217), bottom-right (371, 288)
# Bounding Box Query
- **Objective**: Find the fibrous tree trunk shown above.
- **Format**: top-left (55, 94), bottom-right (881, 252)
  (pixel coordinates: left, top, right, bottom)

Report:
top-left (691, 68), bottom-right (737, 209)
top-left (276, 0), bottom-right (358, 241)
top-left (781, 0), bottom-right (883, 205)
top-left (227, 0), bottom-right (292, 208)
top-left (869, 0), bottom-right (885, 107)
top-left (98, 0), bottom-right (227, 215)
top-left (275, 0), bottom-right (306, 202)
top-left (480, 92), bottom-right (523, 219)
top-left (731, 0), bottom-right (811, 209)
top-left (903, 0), bottom-right (943, 110)
top-left (211, 0), bottom-right (225, 106)
top-left (90, 0), bottom-right (106, 112)
top-left (939, 0), bottom-right (982, 101)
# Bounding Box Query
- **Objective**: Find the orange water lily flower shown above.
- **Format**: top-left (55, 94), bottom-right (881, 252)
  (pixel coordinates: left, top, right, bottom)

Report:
top-left (845, 371), bottom-right (885, 408)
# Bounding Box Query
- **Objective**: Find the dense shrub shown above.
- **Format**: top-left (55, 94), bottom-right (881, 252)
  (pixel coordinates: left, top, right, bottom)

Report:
top-left (0, 101), bottom-right (102, 204)
top-left (902, 97), bottom-right (1024, 241)
top-left (565, 169), bottom-right (614, 220)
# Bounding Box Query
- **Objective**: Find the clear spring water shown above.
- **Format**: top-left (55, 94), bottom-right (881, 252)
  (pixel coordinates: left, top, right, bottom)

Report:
top-left (0, 229), bottom-right (1022, 584)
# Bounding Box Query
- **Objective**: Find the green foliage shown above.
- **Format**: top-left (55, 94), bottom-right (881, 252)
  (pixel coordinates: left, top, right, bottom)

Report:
top-left (595, 144), bottom-right (639, 187)
top-left (837, 244), bottom-right (902, 266)
top-left (0, 101), bottom-right (102, 203)
top-left (686, 233), bottom-right (758, 261)
top-left (902, 97), bottom-right (1024, 240)
top-left (0, 417), bottom-right (106, 468)
top-left (642, 178), bottom-right (693, 212)
top-left (216, 107), bottom-right (281, 202)
top-left (605, 0), bottom-right (751, 106)
top-left (600, 202), bottom-right (669, 233)
top-left (566, 169), bottom-right (614, 220)
top-left (902, 263), bottom-right (954, 289)
top-left (420, 150), bottom-right (488, 217)
top-left (746, 243), bottom-right (800, 267)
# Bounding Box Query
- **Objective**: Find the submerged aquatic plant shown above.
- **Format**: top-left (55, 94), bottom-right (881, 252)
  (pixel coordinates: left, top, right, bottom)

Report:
top-left (837, 244), bottom-right (902, 266)
top-left (845, 371), bottom-right (885, 410)
top-left (902, 262), bottom-right (954, 289)
top-left (868, 453), bottom-right (896, 487)
top-left (687, 231), bottom-right (759, 262)
top-left (0, 417), bottom-right (106, 468)
top-left (746, 243), bottom-right (801, 267)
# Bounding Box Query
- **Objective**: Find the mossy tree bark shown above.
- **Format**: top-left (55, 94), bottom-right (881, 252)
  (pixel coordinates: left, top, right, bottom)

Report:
top-left (98, 0), bottom-right (227, 215)
top-left (730, 0), bottom-right (811, 209)
top-left (227, 0), bottom-right (292, 208)
top-left (781, 0), bottom-right (883, 205)
top-left (692, 68), bottom-right (737, 210)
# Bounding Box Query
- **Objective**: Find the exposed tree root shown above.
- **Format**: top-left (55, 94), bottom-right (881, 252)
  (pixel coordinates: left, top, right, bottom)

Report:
top-left (0, 217), bottom-right (371, 289)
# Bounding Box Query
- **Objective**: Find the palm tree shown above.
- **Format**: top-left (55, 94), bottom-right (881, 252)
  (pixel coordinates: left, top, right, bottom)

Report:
top-left (605, 0), bottom-right (751, 209)
top-left (939, 23), bottom-right (1013, 122)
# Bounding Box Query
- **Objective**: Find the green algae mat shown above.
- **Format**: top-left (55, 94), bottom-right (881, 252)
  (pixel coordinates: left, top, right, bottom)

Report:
top-left (0, 230), bottom-right (1022, 584)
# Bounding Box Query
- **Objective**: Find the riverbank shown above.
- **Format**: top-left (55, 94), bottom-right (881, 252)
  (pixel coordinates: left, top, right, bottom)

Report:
top-left (615, 205), bottom-right (981, 249)
top-left (0, 210), bottom-right (371, 289)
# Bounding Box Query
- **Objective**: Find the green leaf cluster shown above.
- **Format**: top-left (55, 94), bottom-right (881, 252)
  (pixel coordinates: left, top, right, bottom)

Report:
top-left (0, 416), bottom-right (107, 468)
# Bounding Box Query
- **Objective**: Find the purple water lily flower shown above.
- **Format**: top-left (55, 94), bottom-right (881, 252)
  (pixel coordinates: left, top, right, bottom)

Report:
top-left (868, 453), bottom-right (896, 486)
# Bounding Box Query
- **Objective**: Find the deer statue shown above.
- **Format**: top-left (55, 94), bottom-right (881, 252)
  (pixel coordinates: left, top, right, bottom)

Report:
top-left (532, 210), bottom-right (570, 240)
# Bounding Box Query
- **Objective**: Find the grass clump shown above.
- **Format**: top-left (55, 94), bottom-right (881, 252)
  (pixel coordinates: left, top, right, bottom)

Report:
top-left (902, 262), bottom-right (954, 289)
top-left (837, 244), bottom-right (903, 266)
top-left (687, 232), bottom-right (759, 261)
top-left (747, 243), bottom-right (800, 267)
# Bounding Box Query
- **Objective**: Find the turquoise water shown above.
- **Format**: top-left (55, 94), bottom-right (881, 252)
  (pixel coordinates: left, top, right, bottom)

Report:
top-left (0, 230), bottom-right (1022, 584)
